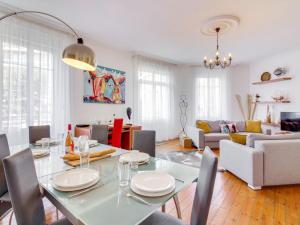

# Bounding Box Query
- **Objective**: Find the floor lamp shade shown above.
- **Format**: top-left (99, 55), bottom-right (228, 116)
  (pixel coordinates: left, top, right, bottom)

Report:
top-left (0, 11), bottom-right (97, 71)
top-left (62, 38), bottom-right (96, 71)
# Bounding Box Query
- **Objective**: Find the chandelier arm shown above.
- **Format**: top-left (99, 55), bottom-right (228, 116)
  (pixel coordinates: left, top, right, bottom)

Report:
top-left (0, 11), bottom-right (80, 38)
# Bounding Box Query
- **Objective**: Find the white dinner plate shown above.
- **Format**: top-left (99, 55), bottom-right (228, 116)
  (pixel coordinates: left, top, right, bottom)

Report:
top-left (53, 177), bottom-right (99, 192)
top-left (130, 181), bottom-right (175, 197)
top-left (35, 139), bottom-right (59, 146)
top-left (53, 168), bottom-right (99, 189)
top-left (131, 171), bottom-right (175, 193)
top-left (119, 152), bottom-right (150, 163)
top-left (32, 150), bottom-right (50, 158)
top-left (138, 158), bottom-right (150, 165)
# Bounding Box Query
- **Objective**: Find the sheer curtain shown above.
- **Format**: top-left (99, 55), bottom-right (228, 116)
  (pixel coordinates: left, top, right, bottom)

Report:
top-left (0, 15), bottom-right (71, 145)
top-left (193, 68), bottom-right (229, 121)
top-left (133, 56), bottom-right (176, 142)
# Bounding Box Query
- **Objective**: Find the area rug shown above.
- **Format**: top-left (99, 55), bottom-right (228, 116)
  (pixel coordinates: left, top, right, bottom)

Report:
top-left (157, 150), bottom-right (223, 172)
top-left (157, 151), bottom-right (202, 168)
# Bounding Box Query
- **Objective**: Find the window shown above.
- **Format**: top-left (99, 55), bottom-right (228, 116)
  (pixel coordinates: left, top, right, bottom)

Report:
top-left (133, 56), bottom-right (176, 141)
top-left (0, 17), bottom-right (71, 145)
top-left (1, 43), bottom-right (54, 130)
top-left (194, 70), bottom-right (228, 120)
top-left (138, 71), bottom-right (171, 122)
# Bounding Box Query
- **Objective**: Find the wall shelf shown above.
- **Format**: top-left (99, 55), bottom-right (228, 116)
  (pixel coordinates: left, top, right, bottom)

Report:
top-left (252, 101), bottom-right (290, 104)
top-left (252, 76), bottom-right (292, 85)
top-left (262, 122), bottom-right (280, 127)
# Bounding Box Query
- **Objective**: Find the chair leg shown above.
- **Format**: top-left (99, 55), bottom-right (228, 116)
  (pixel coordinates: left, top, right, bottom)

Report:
top-left (161, 204), bottom-right (166, 213)
top-left (8, 210), bottom-right (14, 225)
top-left (173, 194), bottom-right (182, 219)
top-left (56, 208), bottom-right (59, 220)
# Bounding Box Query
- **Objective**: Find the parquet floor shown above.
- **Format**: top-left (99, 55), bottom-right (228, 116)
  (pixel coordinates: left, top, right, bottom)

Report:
top-left (1, 139), bottom-right (300, 225)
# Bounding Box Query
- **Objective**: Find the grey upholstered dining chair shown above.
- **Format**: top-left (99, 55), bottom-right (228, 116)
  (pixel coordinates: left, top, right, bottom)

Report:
top-left (29, 125), bottom-right (50, 144)
top-left (0, 134), bottom-right (13, 224)
top-left (140, 147), bottom-right (218, 225)
top-left (3, 148), bottom-right (73, 225)
top-left (133, 130), bottom-right (156, 157)
top-left (91, 125), bottom-right (109, 144)
top-left (133, 130), bottom-right (181, 218)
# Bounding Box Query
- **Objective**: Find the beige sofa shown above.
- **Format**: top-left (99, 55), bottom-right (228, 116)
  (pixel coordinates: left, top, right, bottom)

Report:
top-left (186, 120), bottom-right (247, 149)
top-left (220, 133), bottom-right (300, 190)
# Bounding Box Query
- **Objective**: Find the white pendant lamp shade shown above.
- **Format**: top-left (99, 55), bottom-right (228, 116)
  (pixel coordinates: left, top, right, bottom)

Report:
top-left (62, 38), bottom-right (96, 71)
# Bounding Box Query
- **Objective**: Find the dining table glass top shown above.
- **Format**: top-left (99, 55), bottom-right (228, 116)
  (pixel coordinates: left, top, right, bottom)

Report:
top-left (11, 143), bottom-right (200, 225)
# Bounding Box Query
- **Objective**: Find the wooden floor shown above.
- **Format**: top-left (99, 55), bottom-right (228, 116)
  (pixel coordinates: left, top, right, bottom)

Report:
top-left (2, 139), bottom-right (300, 225)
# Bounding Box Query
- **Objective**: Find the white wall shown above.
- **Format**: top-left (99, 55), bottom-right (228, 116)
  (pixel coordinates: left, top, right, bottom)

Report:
top-left (70, 39), bottom-right (133, 125)
top-left (228, 65), bottom-right (250, 121)
top-left (249, 49), bottom-right (300, 123)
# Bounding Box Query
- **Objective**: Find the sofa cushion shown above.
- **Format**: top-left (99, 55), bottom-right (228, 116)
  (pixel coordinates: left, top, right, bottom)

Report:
top-left (196, 121), bottom-right (211, 133)
top-left (220, 123), bottom-right (238, 133)
top-left (205, 133), bottom-right (230, 142)
top-left (229, 133), bottom-right (247, 145)
top-left (207, 120), bottom-right (223, 132)
top-left (235, 121), bottom-right (246, 132)
top-left (196, 120), bottom-right (224, 133)
top-left (246, 120), bottom-right (262, 133)
top-left (246, 132), bottom-right (300, 147)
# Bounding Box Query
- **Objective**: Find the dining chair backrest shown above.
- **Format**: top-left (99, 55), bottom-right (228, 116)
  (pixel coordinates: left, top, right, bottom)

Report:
top-left (0, 134), bottom-right (10, 197)
top-left (29, 125), bottom-right (50, 144)
top-left (111, 119), bottom-right (123, 148)
top-left (191, 147), bottom-right (218, 225)
top-left (133, 130), bottom-right (156, 157)
top-left (3, 149), bottom-right (46, 225)
top-left (91, 125), bottom-right (109, 144)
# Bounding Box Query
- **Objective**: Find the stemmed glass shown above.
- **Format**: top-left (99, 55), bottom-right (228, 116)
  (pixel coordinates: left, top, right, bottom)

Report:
top-left (57, 133), bottom-right (65, 153)
top-left (78, 135), bottom-right (90, 168)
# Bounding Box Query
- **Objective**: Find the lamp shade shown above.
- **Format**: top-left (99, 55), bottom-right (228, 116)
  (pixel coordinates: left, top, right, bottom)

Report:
top-left (62, 38), bottom-right (96, 71)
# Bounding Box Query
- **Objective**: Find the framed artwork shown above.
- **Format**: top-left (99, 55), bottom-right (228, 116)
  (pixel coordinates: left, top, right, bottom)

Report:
top-left (83, 65), bottom-right (126, 104)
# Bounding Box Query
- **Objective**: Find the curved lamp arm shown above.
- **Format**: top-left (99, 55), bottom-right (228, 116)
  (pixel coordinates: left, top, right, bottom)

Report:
top-left (0, 11), bottom-right (80, 38)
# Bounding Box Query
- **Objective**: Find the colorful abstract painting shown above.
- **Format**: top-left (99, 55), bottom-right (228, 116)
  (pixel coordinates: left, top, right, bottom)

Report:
top-left (83, 65), bottom-right (126, 104)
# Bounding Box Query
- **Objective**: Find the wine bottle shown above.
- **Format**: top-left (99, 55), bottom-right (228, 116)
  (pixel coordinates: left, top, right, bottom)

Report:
top-left (65, 124), bottom-right (74, 154)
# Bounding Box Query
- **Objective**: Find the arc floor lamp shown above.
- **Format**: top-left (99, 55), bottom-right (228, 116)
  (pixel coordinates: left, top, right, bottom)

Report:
top-left (0, 11), bottom-right (96, 71)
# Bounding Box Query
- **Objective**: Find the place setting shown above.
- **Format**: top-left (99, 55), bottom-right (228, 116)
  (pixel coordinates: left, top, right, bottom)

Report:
top-left (51, 168), bottom-right (106, 199)
top-left (119, 150), bottom-right (150, 166)
top-left (117, 151), bottom-right (177, 206)
top-left (33, 138), bottom-right (60, 147)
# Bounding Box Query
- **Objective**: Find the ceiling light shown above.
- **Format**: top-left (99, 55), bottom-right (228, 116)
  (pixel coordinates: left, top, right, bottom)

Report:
top-left (203, 27), bottom-right (232, 69)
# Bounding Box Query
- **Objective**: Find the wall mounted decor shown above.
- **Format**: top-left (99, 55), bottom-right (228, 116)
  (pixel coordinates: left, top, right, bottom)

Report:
top-left (273, 67), bottom-right (288, 77)
top-left (83, 65), bottom-right (126, 104)
top-left (260, 72), bottom-right (271, 81)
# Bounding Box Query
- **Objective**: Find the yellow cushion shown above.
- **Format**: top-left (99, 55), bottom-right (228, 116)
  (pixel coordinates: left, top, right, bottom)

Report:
top-left (229, 133), bottom-right (247, 145)
top-left (246, 120), bottom-right (262, 133)
top-left (196, 121), bottom-right (211, 133)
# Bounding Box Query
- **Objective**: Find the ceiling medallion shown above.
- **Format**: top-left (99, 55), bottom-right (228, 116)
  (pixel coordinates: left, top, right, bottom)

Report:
top-left (203, 27), bottom-right (232, 69)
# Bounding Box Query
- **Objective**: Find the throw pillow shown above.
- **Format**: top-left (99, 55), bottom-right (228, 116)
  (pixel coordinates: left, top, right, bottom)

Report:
top-left (220, 123), bottom-right (238, 133)
top-left (196, 121), bottom-right (211, 133)
top-left (245, 120), bottom-right (262, 133)
top-left (229, 133), bottom-right (247, 145)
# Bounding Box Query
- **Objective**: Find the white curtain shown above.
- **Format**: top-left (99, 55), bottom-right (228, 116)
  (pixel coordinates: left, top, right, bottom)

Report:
top-left (193, 68), bottom-right (229, 121)
top-left (0, 15), bottom-right (71, 145)
top-left (133, 56), bottom-right (176, 142)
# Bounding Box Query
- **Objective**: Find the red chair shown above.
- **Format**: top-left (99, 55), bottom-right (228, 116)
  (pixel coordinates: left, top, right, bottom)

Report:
top-left (108, 118), bottom-right (123, 148)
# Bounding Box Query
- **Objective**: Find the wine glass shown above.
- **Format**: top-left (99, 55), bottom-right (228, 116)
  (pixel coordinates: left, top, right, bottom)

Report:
top-left (78, 135), bottom-right (89, 168)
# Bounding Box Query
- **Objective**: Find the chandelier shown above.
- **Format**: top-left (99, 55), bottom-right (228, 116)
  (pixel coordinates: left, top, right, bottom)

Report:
top-left (203, 27), bottom-right (232, 69)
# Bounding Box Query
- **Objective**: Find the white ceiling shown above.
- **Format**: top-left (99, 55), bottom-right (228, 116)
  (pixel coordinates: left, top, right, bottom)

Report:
top-left (1, 0), bottom-right (300, 65)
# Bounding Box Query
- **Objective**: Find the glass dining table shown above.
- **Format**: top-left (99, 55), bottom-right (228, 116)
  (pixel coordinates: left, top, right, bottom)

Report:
top-left (10, 143), bottom-right (200, 225)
